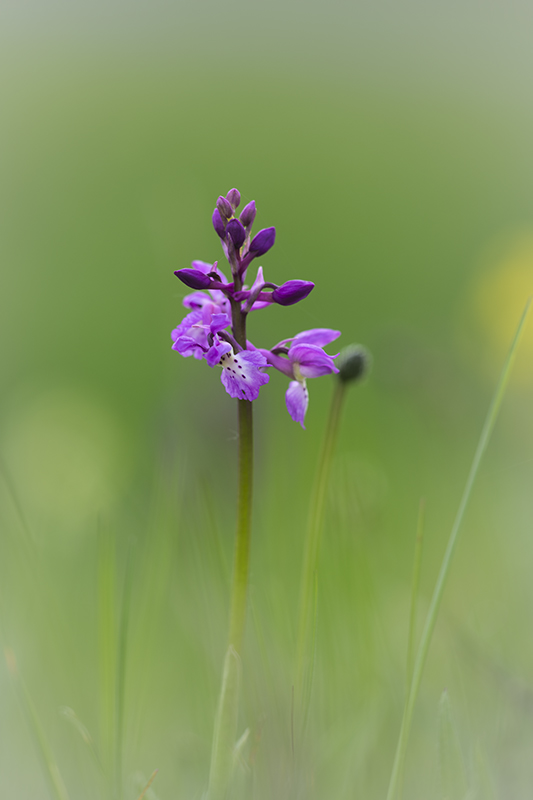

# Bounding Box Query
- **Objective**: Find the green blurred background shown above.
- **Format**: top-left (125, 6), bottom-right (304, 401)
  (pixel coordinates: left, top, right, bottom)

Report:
top-left (2, 0), bottom-right (533, 797)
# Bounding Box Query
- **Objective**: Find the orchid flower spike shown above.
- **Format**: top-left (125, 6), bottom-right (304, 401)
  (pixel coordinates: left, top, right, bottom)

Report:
top-left (170, 188), bottom-right (352, 422)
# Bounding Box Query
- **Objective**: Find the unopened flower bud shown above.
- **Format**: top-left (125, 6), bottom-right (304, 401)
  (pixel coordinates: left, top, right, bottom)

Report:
top-left (226, 188), bottom-right (241, 210)
top-left (240, 200), bottom-right (256, 228)
top-left (212, 208), bottom-right (226, 238)
top-left (249, 226), bottom-right (276, 257)
top-left (226, 218), bottom-right (246, 249)
top-left (174, 269), bottom-right (212, 289)
top-left (216, 195), bottom-right (233, 220)
top-left (272, 280), bottom-right (315, 306)
top-left (337, 345), bottom-right (371, 384)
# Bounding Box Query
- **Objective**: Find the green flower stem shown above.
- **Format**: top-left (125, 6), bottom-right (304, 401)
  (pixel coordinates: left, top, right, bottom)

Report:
top-left (208, 303), bottom-right (254, 800)
top-left (386, 297), bottom-right (531, 800)
top-left (295, 378), bottom-right (346, 731)
top-left (227, 398), bottom-right (254, 654)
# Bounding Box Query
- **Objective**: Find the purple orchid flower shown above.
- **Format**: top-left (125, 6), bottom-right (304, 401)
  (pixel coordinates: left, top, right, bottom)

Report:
top-left (171, 291), bottom-right (270, 401)
top-left (171, 302), bottom-right (229, 359)
top-left (179, 261), bottom-right (232, 316)
top-left (171, 188), bottom-right (342, 418)
top-left (259, 329), bottom-right (341, 427)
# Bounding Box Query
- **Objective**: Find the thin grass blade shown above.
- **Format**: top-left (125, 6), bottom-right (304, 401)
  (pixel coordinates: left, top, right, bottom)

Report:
top-left (136, 769), bottom-right (159, 800)
top-left (207, 645), bottom-right (241, 800)
top-left (474, 743), bottom-right (498, 800)
top-left (115, 543), bottom-right (133, 800)
top-left (5, 648), bottom-right (70, 800)
top-left (60, 706), bottom-right (104, 775)
top-left (398, 498), bottom-right (426, 800)
top-left (98, 521), bottom-right (117, 794)
top-left (437, 690), bottom-right (468, 800)
top-left (386, 297), bottom-right (531, 800)
top-left (0, 454), bottom-right (34, 549)
top-left (406, 498), bottom-right (425, 695)
top-left (295, 381), bottom-right (345, 732)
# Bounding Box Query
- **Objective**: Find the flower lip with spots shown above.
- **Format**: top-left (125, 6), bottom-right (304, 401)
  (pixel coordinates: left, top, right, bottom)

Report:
top-left (217, 348), bottom-right (270, 402)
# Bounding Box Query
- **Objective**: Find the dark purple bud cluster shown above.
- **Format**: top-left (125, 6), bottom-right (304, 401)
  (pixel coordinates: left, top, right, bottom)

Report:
top-left (175, 187), bottom-right (314, 312)
top-left (208, 188), bottom-right (277, 281)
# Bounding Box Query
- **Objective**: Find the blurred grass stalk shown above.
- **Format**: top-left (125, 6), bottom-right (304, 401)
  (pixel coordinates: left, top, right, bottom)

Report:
top-left (396, 499), bottom-right (425, 796)
top-left (207, 398), bottom-right (253, 800)
top-left (98, 522), bottom-right (132, 800)
top-left (115, 546), bottom-right (133, 800)
top-left (295, 345), bottom-right (369, 739)
top-left (406, 499), bottom-right (425, 697)
top-left (136, 768), bottom-right (159, 800)
top-left (4, 647), bottom-right (70, 800)
top-left (437, 690), bottom-right (468, 800)
top-left (98, 522), bottom-right (117, 796)
top-left (295, 378), bottom-right (346, 733)
top-left (386, 297), bottom-right (531, 800)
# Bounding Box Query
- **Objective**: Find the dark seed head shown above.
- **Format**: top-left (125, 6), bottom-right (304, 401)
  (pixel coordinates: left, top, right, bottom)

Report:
top-left (337, 345), bottom-right (371, 385)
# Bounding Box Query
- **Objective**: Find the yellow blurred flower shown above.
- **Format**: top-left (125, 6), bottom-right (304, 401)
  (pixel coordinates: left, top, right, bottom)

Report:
top-left (471, 231), bottom-right (533, 385)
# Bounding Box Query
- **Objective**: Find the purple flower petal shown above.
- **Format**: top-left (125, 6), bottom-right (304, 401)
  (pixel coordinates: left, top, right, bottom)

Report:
top-left (182, 291), bottom-right (211, 309)
top-left (240, 200), bottom-right (256, 228)
top-left (206, 338), bottom-right (232, 367)
top-left (200, 301), bottom-right (218, 324)
top-left (251, 265), bottom-right (264, 292)
top-left (210, 263), bottom-right (228, 284)
top-left (172, 306), bottom-right (225, 359)
top-left (226, 218), bottom-right (246, 249)
top-left (220, 349), bottom-right (270, 402)
top-left (272, 280), bottom-right (314, 306)
top-left (175, 269), bottom-right (212, 290)
top-left (190, 260), bottom-right (214, 274)
top-left (212, 208), bottom-right (226, 238)
top-left (249, 266), bottom-right (271, 310)
top-left (249, 227), bottom-right (276, 257)
top-left (293, 328), bottom-right (341, 347)
top-left (289, 343), bottom-right (339, 378)
top-left (259, 348), bottom-right (294, 378)
top-left (286, 380), bottom-right (309, 428)
top-left (226, 188), bottom-right (241, 210)
top-left (172, 335), bottom-right (206, 359)
top-left (251, 297), bottom-right (272, 311)
top-left (183, 288), bottom-right (230, 316)
top-left (207, 290), bottom-right (231, 313)
top-left (209, 313), bottom-right (230, 334)
top-left (171, 309), bottom-right (203, 342)
top-left (216, 195), bottom-right (233, 220)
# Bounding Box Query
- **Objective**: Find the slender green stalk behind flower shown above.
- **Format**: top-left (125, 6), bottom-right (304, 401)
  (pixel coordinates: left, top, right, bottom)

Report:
top-left (170, 188), bottom-right (344, 799)
top-left (296, 345), bottom-right (371, 737)
top-left (386, 298), bottom-right (531, 800)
